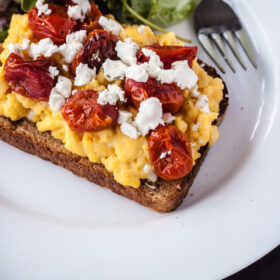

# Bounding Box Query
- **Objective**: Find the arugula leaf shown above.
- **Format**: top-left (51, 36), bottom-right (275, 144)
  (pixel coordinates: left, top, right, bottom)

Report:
top-left (0, 29), bottom-right (8, 42)
top-left (21, 0), bottom-right (36, 12)
top-left (148, 0), bottom-right (198, 28)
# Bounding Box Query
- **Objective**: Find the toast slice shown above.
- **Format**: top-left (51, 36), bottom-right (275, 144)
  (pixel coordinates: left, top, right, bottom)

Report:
top-left (0, 61), bottom-right (228, 212)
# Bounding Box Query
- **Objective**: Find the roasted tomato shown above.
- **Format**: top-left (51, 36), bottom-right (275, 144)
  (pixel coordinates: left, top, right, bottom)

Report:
top-left (28, 4), bottom-right (77, 45)
top-left (71, 30), bottom-right (118, 74)
top-left (148, 125), bottom-right (193, 181)
top-left (124, 78), bottom-right (184, 114)
top-left (62, 90), bottom-right (118, 132)
top-left (4, 53), bottom-right (57, 101)
top-left (79, 2), bottom-right (102, 32)
top-left (138, 45), bottom-right (197, 69)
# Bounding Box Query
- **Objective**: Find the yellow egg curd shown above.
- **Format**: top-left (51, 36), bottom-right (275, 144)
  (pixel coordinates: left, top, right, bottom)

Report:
top-left (0, 14), bottom-right (224, 188)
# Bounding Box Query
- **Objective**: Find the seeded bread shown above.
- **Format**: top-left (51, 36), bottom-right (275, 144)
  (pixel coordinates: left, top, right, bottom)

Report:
top-left (0, 61), bottom-right (228, 212)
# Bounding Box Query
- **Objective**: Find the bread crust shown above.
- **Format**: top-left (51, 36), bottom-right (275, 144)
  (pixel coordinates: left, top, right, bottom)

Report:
top-left (0, 62), bottom-right (229, 212)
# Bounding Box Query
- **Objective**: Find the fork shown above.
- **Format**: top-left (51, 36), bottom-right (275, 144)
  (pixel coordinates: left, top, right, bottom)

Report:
top-left (193, 0), bottom-right (257, 73)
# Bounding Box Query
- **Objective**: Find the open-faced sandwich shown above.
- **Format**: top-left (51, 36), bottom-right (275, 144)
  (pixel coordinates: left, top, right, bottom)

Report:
top-left (0, 0), bottom-right (228, 212)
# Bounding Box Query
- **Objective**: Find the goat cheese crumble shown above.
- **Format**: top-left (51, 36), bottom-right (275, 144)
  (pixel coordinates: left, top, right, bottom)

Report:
top-left (116, 39), bottom-right (139, 66)
top-left (102, 59), bottom-right (127, 81)
top-left (97, 84), bottom-right (126, 105)
top-left (7, 43), bottom-right (22, 56)
top-left (59, 30), bottom-right (87, 63)
top-left (138, 25), bottom-right (145, 33)
top-left (49, 66), bottom-right (59, 79)
top-left (49, 88), bottom-right (65, 111)
top-left (196, 95), bottom-right (210, 113)
top-left (74, 63), bottom-right (96, 86)
top-left (143, 164), bottom-right (158, 183)
top-left (134, 97), bottom-right (164, 136)
top-left (125, 64), bottom-right (149, 83)
top-left (98, 16), bottom-right (123, 36)
top-left (56, 76), bottom-right (72, 98)
top-left (36, 0), bottom-right (51, 16)
top-left (28, 38), bottom-right (58, 60)
top-left (67, 0), bottom-right (91, 21)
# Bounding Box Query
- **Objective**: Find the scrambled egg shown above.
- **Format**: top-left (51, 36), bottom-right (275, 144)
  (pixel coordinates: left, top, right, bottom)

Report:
top-left (0, 14), bottom-right (223, 188)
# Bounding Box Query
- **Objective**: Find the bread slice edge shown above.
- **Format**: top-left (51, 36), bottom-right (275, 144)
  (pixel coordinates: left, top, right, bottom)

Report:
top-left (0, 61), bottom-right (229, 212)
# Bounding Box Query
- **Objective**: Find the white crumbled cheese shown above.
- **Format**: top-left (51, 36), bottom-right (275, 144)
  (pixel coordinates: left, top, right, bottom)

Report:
top-left (62, 64), bottom-right (68, 71)
top-left (102, 59), bottom-right (127, 81)
top-left (27, 111), bottom-right (35, 121)
top-left (125, 64), bottom-right (149, 83)
top-left (59, 30), bottom-right (87, 63)
top-left (49, 88), bottom-right (65, 111)
top-left (159, 152), bottom-right (167, 159)
top-left (36, 0), bottom-right (51, 16)
top-left (116, 39), bottom-right (139, 66)
top-left (192, 123), bottom-right (200, 131)
top-left (134, 97), bottom-right (164, 136)
top-left (21, 39), bottom-right (30, 50)
top-left (196, 95), bottom-right (210, 113)
top-left (117, 110), bottom-right (133, 125)
top-left (49, 76), bottom-right (72, 110)
top-left (49, 66), bottom-right (59, 79)
top-left (162, 113), bottom-right (175, 124)
top-left (120, 122), bottom-right (139, 139)
top-left (118, 110), bottom-right (139, 139)
top-left (98, 16), bottom-right (123, 36)
top-left (143, 164), bottom-right (158, 183)
top-left (145, 182), bottom-right (156, 190)
top-left (157, 60), bottom-right (198, 90)
top-left (74, 63), bottom-right (96, 86)
top-left (29, 38), bottom-right (59, 59)
top-left (138, 25), bottom-right (145, 33)
top-left (72, 89), bottom-right (78, 95)
top-left (56, 76), bottom-right (72, 98)
top-left (67, 0), bottom-right (91, 21)
top-left (191, 85), bottom-right (200, 98)
top-left (97, 84), bottom-right (126, 105)
top-left (7, 43), bottom-right (23, 56)
top-left (141, 48), bottom-right (163, 78)
top-left (168, 150), bottom-right (171, 155)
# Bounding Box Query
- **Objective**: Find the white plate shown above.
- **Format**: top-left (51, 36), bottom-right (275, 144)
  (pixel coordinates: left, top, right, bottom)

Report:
top-left (0, 0), bottom-right (279, 279)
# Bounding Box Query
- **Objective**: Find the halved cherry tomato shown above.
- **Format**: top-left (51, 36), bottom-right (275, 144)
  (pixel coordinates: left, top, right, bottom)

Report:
top-left (28, 4), bottom-right (77, 45)
top-left (79, 2), bottom-right (102, 33)
top-left (138, 45), bottom-right (198, 69)
top-left (71, 30), bottom-right (118, 74)
top-left (148, 125), bottom-right (193, 181)
top-left (62, 90), bottom-right (118, 132)
top-left (4, 53), bottom-right (57, 101)
top-left (124, 78), bottom-right (184, 114)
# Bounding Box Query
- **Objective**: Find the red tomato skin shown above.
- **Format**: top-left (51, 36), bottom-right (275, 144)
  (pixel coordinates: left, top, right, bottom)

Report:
top-left (28, 4), bottom-right (77, 45)
top-left (124, 78), bottom-right (184, 114)
top-left (71, 30), bottom-right (118, 74)
top-left (4, 53), bottom-right (57, 101)
top-left (148, 125), bottom-right (193, 181)
top-left (138, 45), bottom-right (198, 69)
top-left (79, 2), bottom-right (102, 33)
top-left (62, 90), bottom-right (118, 132)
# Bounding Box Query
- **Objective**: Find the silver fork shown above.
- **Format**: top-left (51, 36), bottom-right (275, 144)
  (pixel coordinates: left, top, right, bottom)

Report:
top-left (193, 0), bottom-right (257, 73)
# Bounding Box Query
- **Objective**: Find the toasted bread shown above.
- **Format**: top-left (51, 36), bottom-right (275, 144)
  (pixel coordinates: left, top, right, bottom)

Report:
top-left (0, 61), bottom-right (228, 212)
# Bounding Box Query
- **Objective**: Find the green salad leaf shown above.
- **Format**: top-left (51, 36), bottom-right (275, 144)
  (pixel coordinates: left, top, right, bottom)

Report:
top-left (18, 0), bottom-right (195, 43)
top-left (148, 0), bottom-right (198, 28)
top-left (100, 0), bottom-right (197, 28)
top-left (21, 0), bottom-right (36, 12)
top-left (96, 0), bottom-right (196, 42)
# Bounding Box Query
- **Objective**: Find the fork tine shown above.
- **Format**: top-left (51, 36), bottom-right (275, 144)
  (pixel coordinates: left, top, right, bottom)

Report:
top-left (198, 34), bottom-right (225, 74)
top-left (235, 29), bottom-right (257, 68)
top-left (223, 31), bottom-right (247, 70)
top-left (211, 33), bottom-right (235, 73)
